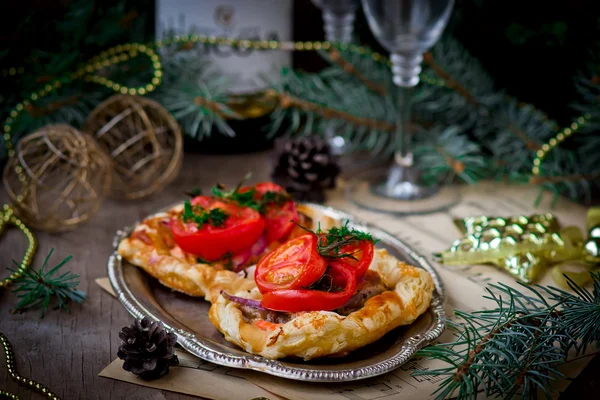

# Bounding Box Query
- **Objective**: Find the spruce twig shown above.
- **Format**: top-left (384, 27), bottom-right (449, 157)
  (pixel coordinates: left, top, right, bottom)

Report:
top-left (327, 49), bottom-right (387, 96)
top-left (9, 248), bottom-right (86, 318)
top-left (416, 275), bottom-right (600, 400)
top-left (272, 90), bottom-right (395, 132)
top-left (423, 51), bottom-right (481, 108)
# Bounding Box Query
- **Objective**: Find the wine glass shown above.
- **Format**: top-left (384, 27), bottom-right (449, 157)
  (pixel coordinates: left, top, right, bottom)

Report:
top-left (311, 0), bottom-right (360, 43)
top-left (312, 0), bottom-right (360, 156)
top-left (345, 0), bottom-right (458, 215)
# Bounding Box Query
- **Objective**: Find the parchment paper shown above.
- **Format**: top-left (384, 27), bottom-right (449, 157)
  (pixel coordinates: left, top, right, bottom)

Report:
top-left (98, 182), bottom-right (595, 399)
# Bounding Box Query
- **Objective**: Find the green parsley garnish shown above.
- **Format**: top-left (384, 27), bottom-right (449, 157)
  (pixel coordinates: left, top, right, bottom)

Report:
top-left (211, 173), bottom-right (291, 214)
top-left (296, 220), bottom-right (379, 261)
top-left (182, 200), bottom-right (229, 228)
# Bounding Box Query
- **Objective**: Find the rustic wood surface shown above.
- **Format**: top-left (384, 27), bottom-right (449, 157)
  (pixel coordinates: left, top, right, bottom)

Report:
top-left (0, 151), bottom-right (597, 399)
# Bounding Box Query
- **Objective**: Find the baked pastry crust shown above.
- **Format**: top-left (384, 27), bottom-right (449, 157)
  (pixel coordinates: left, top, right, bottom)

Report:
top-left (117, 203), bottom-right (337, 302)
top-left (208, 248), bottom-right (435, 360)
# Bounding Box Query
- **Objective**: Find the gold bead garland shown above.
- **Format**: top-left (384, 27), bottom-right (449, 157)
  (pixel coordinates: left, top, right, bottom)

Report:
top-left (531, 113), bottom-right (591, 176)
top-left (2, 42), bottom-right (163, 184)
top-left (0, 332), bottom-right (60, 400)
top-left (0, 204), bottom-right (37, 288)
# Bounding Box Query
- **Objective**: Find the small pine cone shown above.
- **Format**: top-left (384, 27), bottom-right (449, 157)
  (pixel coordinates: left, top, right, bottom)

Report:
top-left (272, 136), bottom-right (340, 203)
top-left (117, 317), bottom-right (179, 381)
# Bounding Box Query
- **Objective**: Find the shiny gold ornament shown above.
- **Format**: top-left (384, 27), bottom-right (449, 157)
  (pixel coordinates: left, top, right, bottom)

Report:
top-left (83, 95), bottom-right (183, 200)
top-left (2, 125), bottom-right (111, 232)
top-left (436, 211), bottom-right (599, 284)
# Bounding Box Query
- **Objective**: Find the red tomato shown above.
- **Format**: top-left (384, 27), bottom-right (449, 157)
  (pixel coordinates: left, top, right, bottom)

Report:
top-left (254, 182), bottom-right (299, 243)
top-left (170, 196), bottom-right (265, 261)
top-left (255, 234), bottom-right (327, 293)
top-left (260, 263), bottom-right (357, 312)
top-left (327, 240), bottom-right (374, 280)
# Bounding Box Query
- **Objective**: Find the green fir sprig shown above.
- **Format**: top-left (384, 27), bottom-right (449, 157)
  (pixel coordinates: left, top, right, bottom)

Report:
top-left (415, 273), bottom-right (600, 400)
top-left (9, 248), bottom-right (86, 318)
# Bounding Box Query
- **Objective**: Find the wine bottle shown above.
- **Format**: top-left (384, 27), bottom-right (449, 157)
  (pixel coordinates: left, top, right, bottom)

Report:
top-left (155, 0), bottom-right (293, 152)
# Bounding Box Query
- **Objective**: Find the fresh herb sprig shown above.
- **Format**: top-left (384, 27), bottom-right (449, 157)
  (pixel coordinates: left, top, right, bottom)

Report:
top-left (9, 248), bottom-right (86, 318)
top-left (211, 173), bottom-right (291, 214)
top-left (182, 200), bottom-right (229, 228)
top-left (297, 220), bottom-right (379, 261)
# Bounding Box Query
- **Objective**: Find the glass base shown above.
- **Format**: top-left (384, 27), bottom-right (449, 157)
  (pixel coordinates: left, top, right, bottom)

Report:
top-left (345, 167), bottom-right (460, 216)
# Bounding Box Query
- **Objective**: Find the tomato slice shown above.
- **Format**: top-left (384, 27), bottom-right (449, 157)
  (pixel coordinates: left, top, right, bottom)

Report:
top-left (170, 196), bottom-right (265, 262)
top-left (255, 234), bottom-right (327, 293)
top-left (327, 240), bottom-right (374, 280)
top-left (260, 263), bottom-right (357, 312)
top-left (254, 182), bottom-right (299, 243)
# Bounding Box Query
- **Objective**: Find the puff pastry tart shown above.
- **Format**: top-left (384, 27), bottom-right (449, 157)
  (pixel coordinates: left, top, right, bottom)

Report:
top-left (117, 180), bottom-right (337, 302)
top-left (209, 227), bottom-right (435, 360)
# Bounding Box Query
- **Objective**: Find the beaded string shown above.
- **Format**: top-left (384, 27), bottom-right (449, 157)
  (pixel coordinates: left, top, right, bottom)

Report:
top-left (3, 43), bottom-right (163, 169)
top-left (0, 204), bottom-right (37, 288)
top-left (0, 332), bottom-right (60, 400)
top-left (531, 113), bottom-right (591, 176)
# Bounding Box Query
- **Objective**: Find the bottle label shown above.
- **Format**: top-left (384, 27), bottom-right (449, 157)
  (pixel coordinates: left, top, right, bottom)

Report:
top-left (156, 0), bottom-right (292, 94)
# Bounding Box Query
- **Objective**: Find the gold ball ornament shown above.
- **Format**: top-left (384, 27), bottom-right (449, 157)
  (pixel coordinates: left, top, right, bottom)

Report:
top-left (83, 95), bottom-right (183, 200)
top-left (2, 124), bottom-right (112, 232)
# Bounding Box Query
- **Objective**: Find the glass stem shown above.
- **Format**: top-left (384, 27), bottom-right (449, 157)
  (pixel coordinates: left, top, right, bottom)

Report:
top-left (390, 52), bottom-right (422, 168)
top-left (396, 86), bottom-right (413, 167)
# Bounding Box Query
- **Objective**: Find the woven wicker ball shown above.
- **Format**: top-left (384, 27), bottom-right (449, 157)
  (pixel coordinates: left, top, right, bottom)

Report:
top-left (2, 124), bottom-right (112, 232)
top-left (83, 95), bottom-right (183, 200)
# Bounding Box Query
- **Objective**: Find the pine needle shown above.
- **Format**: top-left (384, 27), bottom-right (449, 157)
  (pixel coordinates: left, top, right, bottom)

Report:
top-left (9, 248), bottom-right (86, 318)
top-left (415, 274), bottom-right (600, 399)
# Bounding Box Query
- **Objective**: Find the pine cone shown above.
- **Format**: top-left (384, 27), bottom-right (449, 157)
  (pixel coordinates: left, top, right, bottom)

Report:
top-left (117, 317), bottom-right (179, 381)
top-left (272, 136), bottom-right (340, 203)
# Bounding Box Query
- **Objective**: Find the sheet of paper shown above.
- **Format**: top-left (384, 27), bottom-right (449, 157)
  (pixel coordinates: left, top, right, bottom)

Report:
top-left (99, 350), bottom-right (283, 400)
top-left (95, 277), bottom-right (115, 297)
top-left (98, 182), bottom-right (594, 400)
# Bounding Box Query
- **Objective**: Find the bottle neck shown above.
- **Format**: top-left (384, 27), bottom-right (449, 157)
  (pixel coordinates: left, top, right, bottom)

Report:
top-left (322, 10), bottom-right (356, 43)
top-left (390, 53), bottom-right (423, 87)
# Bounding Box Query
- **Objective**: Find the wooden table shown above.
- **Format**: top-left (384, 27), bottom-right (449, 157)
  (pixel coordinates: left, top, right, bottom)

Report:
top-left (0, 152), bottom-right (597, 399)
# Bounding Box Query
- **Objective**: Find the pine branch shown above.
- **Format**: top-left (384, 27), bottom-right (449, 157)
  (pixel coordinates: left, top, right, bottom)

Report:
top-left (416, 36), bottom-right (502, 130)
top-left (326, 49), bottom-right (387, 96)
top-left (266, 68), bottom-right (396, 155)
top-left (485, 100), bottom-right (557, 177)
top-left (414, 126), bottom-right (487, 185)
top-left (9, 248), bottom-right (86, 318)
top-left (415, 275), bottom-right (600, 400)
top-left (153, 50), bottom-right (238, 139)
top-left (272, 90), bottom-right (395, 132)
top-left (423, 51), bottom-right (481, 108)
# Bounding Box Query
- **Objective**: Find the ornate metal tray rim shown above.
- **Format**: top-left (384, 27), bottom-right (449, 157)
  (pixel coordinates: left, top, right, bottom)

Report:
top-left (108, 203), bottom-right (446, 382)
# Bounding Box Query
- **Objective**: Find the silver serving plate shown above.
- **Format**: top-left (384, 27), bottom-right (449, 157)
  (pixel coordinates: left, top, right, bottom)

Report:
top-left (108, 203), bottom-right (446, 382)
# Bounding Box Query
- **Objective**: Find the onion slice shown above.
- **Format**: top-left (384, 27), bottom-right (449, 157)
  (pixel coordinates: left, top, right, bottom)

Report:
top-left (220, 290), bottom-right (266, 310)
top-left (250, 234), bottom-right (268, 257)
